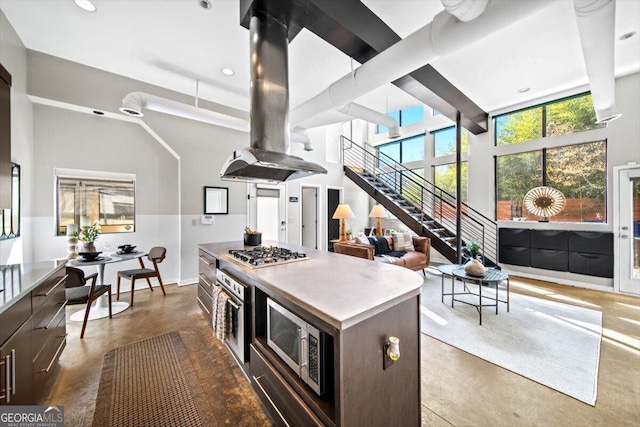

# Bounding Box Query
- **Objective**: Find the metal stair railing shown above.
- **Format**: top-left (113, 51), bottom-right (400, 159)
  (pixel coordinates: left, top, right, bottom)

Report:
top-left (341, 135), bottom-right (498, 264)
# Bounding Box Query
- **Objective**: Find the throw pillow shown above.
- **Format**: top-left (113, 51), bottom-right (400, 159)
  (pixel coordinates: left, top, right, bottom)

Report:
top-left (392, 233), bottom-right (406, 251)
top-left (403, 232), bottom-right (415, 251)
top-left (356, 234), bottom-right (370, 245)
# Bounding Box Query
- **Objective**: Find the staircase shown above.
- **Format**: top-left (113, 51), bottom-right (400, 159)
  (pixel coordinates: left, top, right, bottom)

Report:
top-left (341, 136), bottom-right (498, 267)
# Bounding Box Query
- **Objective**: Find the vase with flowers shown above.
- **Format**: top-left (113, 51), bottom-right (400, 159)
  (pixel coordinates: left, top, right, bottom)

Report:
top-left (463, 239), bottom-right (487, 277)
top-left (75, 223), bottom-right (100, 253)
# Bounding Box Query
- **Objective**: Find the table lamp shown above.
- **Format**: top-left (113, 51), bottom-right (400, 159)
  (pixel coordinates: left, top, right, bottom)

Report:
top-left (369, 204), bottom-right (388, 236)
top-left (332, 204), bottom-right (355, 242)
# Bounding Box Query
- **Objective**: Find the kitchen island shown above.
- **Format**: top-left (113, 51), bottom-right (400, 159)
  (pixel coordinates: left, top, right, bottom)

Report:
top-left (198, 241), bottom-right (423, 427)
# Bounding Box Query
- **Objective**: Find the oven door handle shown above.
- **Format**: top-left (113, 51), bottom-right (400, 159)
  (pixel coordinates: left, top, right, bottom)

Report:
top-left (226, 298), bottom-right (240, 310)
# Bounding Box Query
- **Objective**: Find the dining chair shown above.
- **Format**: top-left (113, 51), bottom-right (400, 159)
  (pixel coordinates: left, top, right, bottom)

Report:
top-left (116, 246), bottom-right (167, 306)
top-left (65, 266), bottom-right (112, 339)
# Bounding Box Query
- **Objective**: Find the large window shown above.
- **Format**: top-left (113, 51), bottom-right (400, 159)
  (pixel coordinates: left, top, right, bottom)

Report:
top-left (56, 171), bottom-right (136, 235)
top-left (496, 141), bottom-right (606, 222)
top-left (432, 126), bottom-right (468, 157)
top-left (495, 93), bottom-right (604, 146)
top-left (434, 162), bottom-right (468, 202)
top-left (494, 92), bottom-right (606, 223)
top-left (377, 106), bottom-right (425, 133)
top-left (377, 134), bottom-right (425, 166)
top-left (403, 168), bottom-right (424, 204)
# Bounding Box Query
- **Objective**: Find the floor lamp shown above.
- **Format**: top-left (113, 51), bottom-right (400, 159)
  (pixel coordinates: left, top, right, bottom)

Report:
top-left (332, 204), bottom-right (355, 242)
top-left (369, 204), bottom-right (388, 236)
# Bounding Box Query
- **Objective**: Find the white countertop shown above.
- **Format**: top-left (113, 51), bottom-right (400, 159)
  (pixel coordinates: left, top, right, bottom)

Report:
top-left (199, 241), bottom-right (423, 330)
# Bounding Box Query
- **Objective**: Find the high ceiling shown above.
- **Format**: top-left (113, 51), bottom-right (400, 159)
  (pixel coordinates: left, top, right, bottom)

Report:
top-left (1, 0), bottom-right (639, 119)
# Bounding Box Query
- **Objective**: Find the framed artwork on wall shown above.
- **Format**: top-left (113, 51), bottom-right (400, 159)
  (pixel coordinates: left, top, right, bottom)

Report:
top-left (204, 186), bottom-right (229, 214)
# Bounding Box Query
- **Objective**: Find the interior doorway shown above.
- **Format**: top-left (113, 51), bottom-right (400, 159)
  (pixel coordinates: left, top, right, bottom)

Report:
top-left (248, 183), bottom-right (287, 243)
top-left (327, 187), bottom-right (343, 252)
top-left (615, 165), bottom-right (640, 295)
top-left (301, 185), bottom-right (320, 249)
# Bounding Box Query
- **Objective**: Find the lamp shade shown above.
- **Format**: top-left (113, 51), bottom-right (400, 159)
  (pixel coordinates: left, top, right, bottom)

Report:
top-left (369, 204), bottom-right (388, 218)
top-left (332, 204), bottom-right (355, 219)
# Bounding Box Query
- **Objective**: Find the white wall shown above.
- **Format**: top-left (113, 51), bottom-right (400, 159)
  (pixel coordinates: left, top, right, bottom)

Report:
top-left (30, 104), bottom-right (180, 289)
top-left (0, 9), bottom-right (32, 264)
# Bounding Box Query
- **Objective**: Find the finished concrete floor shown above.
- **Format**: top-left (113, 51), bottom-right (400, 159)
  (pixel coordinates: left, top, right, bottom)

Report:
top-left (43, 276), bottom-right (639, 426)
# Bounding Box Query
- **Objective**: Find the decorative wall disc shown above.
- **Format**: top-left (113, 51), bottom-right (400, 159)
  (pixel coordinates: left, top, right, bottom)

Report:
top-left (523, 186), bottom-right (566, 221)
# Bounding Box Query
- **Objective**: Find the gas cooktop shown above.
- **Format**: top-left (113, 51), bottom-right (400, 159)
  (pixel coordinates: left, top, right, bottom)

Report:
top-left (226, 246), bottom-right (309, 268)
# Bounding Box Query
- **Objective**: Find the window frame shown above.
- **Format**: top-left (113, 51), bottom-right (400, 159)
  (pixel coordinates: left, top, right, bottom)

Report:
top-left (376, 133), bottom-right (426, 166)
top-left (55, 168), bottom-right (136, 236)
top-left (494, 91), bottom-right (604, 147)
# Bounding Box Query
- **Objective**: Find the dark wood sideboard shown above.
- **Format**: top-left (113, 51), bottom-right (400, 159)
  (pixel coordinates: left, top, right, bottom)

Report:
top-left (499, 228), bottom-right (614, 278)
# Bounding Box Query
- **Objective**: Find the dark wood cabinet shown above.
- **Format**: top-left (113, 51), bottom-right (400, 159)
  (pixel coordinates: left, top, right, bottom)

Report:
top-left (0, 63), bottom-right (11, 210)
top-left (0, 319), bottom-right (33, 405)
top-left (0, 263), bottom-right (67, 405)
top-left (197, 249), bottom-right (217, 325)
top-left (499, 228), bottom-right (613, 278)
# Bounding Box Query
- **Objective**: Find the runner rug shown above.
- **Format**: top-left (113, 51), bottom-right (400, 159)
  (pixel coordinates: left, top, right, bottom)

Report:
top-left (92, 331), bottom-right (218, 426)
top-left (421, 278), bottom-right (602, 405)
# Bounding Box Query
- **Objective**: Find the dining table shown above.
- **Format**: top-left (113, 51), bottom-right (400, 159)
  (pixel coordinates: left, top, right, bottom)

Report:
top-left (67, 250), bottom-right (146, 321)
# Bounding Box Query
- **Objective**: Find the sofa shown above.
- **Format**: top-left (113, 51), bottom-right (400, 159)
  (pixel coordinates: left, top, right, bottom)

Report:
top-left (334, 235), bottom-right (430, 272)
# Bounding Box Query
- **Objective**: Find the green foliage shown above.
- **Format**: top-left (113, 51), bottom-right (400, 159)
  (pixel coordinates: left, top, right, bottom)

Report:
top-left (465, 240), bottom-right (482, 258)
top-left (244, 226), bottom-right (260, 234)
top-left (74, 223), bottom-right (100, 243)
top-left (496, 108), bottom-right (542, 146)
top-left (496, 151), bottom-right (542, 202)
top-left (495, 94), bottom-right (606, 219)
top-left (434, 163), bottom-right (468, 201)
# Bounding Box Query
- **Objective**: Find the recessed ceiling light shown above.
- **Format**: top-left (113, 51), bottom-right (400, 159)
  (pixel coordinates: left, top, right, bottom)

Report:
top-left (518, 87), bottom-right (531, 93)
top-left (198, 0), bottom-right (212, 10)
top-left (619, 31), bottom-right (636, 41)
top-left (74, 0), bottom-right (97, 12)
top-left (221, 68), bottom-right (235, 76)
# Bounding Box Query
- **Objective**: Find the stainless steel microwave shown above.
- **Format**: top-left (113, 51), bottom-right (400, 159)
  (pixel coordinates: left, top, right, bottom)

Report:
top-left (266, 298), bottom-right (324, 396)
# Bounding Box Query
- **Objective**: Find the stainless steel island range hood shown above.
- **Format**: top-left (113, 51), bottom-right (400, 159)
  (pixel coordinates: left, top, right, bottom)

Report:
top-left (220, 11), bottom-right (327, 183)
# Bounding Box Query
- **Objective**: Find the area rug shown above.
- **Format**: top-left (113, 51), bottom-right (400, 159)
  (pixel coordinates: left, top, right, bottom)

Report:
top-left (421, 278), bottom-right (602, 405)
top-left (92, 331), bottom-right (218, 426)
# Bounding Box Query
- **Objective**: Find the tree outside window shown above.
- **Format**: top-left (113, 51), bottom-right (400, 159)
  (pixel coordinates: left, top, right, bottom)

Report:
top-left (433, 126), bottom-right (468, 157)
top-left (494, 93), bottom-right (606, 223)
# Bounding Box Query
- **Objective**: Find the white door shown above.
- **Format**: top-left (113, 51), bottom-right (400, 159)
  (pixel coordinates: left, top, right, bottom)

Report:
top-left (255, 184), bottom-right (287, 243)
top-left (616, 166), bottom-right (640, 295)
top-left (301, 186), bottom-right (318, 249)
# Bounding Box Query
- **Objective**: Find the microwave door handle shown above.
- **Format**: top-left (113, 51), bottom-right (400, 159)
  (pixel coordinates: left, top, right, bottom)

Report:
top-left (300, 328), bottom-right (309, 381)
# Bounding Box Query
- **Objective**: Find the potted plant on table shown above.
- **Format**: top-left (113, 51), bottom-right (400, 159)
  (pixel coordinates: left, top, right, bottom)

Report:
top-left (75, 223), bottom-right (100, 253)
top-left (244, 226), bottom-right (262, 246)
top-left (463, 239), bottom-right (487, 277)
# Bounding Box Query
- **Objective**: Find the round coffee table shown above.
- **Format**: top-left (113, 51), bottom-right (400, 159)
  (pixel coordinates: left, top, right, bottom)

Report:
top-left (438, 264), bottom-right (509, 325)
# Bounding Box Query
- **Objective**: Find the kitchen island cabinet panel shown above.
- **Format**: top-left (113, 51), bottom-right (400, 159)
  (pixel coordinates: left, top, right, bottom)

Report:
top-left (340, 296), bottom-right (421, 426)
top-left (199, 241), bottom-right (422, 426)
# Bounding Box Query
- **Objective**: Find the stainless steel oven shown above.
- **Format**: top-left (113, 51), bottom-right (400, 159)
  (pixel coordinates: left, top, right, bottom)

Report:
top-left (216, 269), bottom-right (250, 364)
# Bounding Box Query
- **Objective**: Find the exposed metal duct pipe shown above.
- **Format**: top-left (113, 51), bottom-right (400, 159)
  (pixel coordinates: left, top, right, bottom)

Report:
top-left (290, 131), bottom-right (313, 151)
top-left (336, 103), bottom-right (401, 138)
top-left (294, 102), bottom-right (401, 138)
top-left (120, 91), bottom-right (248, 131)
top-left (290, 0), bottom-right (555, 126)
top-left (574, 0), bottom-right (621, 123)
top-left (441, 0), bottom-right (489, 22)
top-left (119, 91), bottom-right (314, 149)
